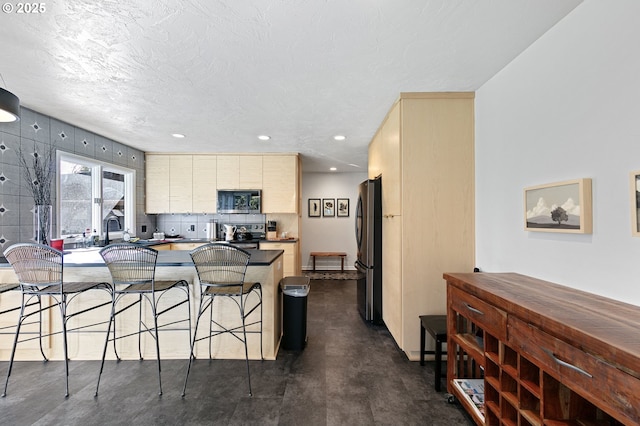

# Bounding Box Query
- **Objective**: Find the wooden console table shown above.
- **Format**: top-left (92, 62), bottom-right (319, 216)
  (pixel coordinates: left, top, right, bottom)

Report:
top-left (444, 272), bottom-right (640, 426)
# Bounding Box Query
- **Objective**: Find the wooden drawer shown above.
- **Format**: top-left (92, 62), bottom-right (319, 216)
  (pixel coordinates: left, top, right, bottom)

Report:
top-left (449, 286), bottom-right (507, 340)
top-left (508, 316), bottom-right (640, 424)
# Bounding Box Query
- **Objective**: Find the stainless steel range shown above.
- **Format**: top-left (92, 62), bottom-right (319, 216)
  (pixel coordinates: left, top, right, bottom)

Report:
top-left (217, 223), bottom-right (266, 249)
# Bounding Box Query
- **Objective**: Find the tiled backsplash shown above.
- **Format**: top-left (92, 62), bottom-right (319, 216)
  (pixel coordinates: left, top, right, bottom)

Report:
top-left (156, 213), bottom-right (267, 239)
top-left (0, 107), bottom-right (156, 254)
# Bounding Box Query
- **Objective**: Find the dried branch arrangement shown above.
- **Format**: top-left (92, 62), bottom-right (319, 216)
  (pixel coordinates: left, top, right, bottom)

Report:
top-left (16, 142), bottom-right (56, 245)
top-left (16, 142), bottom-right (56, 206)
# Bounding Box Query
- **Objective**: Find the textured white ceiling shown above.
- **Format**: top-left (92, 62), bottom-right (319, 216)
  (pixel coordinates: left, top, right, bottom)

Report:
top-left (0, 0), bottom-right (581, 172)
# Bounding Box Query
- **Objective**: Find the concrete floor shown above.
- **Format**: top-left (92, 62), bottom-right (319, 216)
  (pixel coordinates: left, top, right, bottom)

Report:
top-left (0, 279), bottom-right (472, 425)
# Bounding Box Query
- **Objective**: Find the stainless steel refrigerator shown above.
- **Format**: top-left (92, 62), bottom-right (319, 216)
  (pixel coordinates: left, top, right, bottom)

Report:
top-left (355, 177), bottom-right (382, 323)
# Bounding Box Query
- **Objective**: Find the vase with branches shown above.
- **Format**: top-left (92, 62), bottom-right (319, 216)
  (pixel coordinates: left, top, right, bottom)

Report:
top-left (17, 142), bottom-right (56, 245)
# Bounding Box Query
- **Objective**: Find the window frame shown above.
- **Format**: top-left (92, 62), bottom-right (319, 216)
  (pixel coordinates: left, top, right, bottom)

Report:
top-left (57, 151), bottom-right (136, 240)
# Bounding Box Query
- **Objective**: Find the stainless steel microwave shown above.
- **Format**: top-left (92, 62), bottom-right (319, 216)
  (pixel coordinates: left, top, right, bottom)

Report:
top-left (217, 190), bottom-right (261, 214)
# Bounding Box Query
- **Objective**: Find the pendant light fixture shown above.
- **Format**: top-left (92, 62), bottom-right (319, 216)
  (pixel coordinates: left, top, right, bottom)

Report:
top-left (0, 74), bottom-right (20, 122)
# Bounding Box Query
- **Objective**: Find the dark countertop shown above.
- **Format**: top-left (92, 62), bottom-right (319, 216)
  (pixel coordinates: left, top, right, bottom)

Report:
top-left (139, 238), bottom-right (297, 245)
top-left (0, 247), bottom-right (283, 268)
top-left (260, 239), bottom-right (298, 243)
top-left (0, 239), bottom-right (295, 267)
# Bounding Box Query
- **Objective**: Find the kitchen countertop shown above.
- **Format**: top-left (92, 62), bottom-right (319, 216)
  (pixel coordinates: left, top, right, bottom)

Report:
top-left (0, 239), bottom-right (296, 266)
top-left (66, 247), bottom-right (281, 267)
top-left (137, 238), bottom-right (297, 245)
top-left (0, 246), bottom-right (283, 268)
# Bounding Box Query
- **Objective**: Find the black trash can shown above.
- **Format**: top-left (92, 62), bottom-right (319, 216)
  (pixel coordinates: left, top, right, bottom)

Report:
top-left (281, 276), bottom-right (310, 351)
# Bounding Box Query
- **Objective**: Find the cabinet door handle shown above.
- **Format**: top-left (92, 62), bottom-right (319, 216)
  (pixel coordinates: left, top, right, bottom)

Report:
top-left (543, 349), bottom-right (593, 378)
top-left (465, 303), bottom-right (484, 315)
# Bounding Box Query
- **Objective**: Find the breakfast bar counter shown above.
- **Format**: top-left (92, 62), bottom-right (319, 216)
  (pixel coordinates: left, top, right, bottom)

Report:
top-left (0, 248), bottom-right (284, 362)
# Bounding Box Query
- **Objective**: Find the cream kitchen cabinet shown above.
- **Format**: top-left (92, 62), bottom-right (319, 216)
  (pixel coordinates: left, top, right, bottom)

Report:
top-left (380, 102), bottom-right (401, 216)
top-left (216, 155), bottom-right (240, 189)
top-left (147, 153), bottom-right (217, 214)
top-left (145, 155), bottom-right (170, 213)
top-left (368, 93), bottom-right (475, 360)
top-left (145, 154), bottom-right (193, 214)
top-left (192, 155), bottom-right (217, 213)
top-left (216, 155), bottom-right (263, 190)
top-left (146, 153), bottom-right (300, 215)
top-left (239, 155), bottom-right (262, 189)
top-left (169, 155), bottom-right (193, 213)
top-left (260, 241), bottom-right (299, 277)
top-left (262, 155), bottom-right (299, 213)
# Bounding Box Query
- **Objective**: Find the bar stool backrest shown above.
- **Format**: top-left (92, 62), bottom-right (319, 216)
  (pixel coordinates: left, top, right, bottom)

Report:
top-left (190, 243), bottom-right (250, 290)
top-left (100, 243), bottom-right (158, 288)
top-left (4, 243), bottom-right (63, 288)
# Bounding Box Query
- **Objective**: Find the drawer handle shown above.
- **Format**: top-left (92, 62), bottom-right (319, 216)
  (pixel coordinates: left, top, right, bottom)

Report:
top-left (543, 349), bottom-right (593, 378)
top-left (465, 303), bottom-right (484, 315)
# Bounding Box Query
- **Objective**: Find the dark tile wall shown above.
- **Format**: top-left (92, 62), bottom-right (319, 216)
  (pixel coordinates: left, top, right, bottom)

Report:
top-left (0, 107), bottom-right (156, 254)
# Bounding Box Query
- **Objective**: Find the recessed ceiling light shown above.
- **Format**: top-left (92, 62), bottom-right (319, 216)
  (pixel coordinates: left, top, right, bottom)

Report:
top-left (330, 167), bottom-right (337, 171)
top-left (333, 135), bottom-right (346, 141)
top-left (258, 135), bottom-right (271, 141)
top-left (171, 133), bottom-right (185, 138)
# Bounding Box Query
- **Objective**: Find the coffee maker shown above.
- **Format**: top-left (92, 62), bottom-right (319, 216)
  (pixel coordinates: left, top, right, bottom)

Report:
top-left (267, 221), bottom-right (277, 240)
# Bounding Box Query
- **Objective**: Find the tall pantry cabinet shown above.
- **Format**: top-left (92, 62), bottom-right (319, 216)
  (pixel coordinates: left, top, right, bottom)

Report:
top-left (368, 92), bottom-right (475, 360)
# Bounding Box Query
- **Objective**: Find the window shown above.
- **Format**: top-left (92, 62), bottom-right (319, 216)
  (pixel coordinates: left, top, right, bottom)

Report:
top-left (58, 152), bottom-right (135, 239)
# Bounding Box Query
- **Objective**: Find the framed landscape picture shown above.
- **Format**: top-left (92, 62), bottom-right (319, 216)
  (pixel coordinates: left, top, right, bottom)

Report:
top-left (524, 178), bottom-right (592, 234)
top-left (337, 198), bottom-right (350, 217)
top-left (308, 198), bottom-right (321, 217)
top-left (630, 171), bottom-right (640, 236)
top-left (322, 198), bottom-right (335, 217)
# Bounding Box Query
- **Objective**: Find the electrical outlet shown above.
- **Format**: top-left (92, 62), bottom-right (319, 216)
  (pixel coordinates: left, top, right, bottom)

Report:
top-left (142, 225), bottom-right (147, 233)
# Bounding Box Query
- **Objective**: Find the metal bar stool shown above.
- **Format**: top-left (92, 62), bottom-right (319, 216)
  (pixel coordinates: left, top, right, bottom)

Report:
top-left (95, 243), bottom-right (191, 396)
top-left (0, 284), bottom-right (48, 359)
top-left (2, 243), bottom-right (112, 397)
top-left (182, 243), bottom-right (262, 397)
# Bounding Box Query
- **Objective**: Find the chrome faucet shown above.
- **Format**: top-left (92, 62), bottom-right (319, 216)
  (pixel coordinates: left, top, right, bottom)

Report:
top-left (104, 215), bottom-right (120, 246)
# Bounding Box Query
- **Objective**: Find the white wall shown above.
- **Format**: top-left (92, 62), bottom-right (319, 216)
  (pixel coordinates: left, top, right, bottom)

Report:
top-left (475, 0), bottom-right (640, 305)
top-left (301, 172), bottom-right (367, 270)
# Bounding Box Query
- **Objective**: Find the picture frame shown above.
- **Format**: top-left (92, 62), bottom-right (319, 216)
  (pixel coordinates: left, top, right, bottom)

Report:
top-left (322, 198), bottom-right (335, 217)
top-left (337, 198), bottom-right (350, 217)
top-left (524, 178), bottom-right (592, 234)
top-left (308, 198), bottom-right (321, 217)
top-left (630, 171), bottom-right (640, 236)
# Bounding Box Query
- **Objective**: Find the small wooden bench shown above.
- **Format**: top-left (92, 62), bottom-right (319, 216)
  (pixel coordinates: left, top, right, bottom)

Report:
top-left (310, 252), bottom-right (347, 271)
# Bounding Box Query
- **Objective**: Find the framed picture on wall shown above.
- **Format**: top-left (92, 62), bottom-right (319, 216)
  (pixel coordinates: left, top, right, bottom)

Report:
top-left (322, 198), bottom-right (335, 217)
top-left (630, 171), bottom-right (640, 236)
top-left (308, 198), bottom-right (321, 217)
top-left (337, 198), bottom-right (349, 217)
top-left (524, 178), bottom-right (592, 234)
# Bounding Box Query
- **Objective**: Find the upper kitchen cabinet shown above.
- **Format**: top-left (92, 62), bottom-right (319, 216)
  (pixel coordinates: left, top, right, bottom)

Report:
top-left (368, 93), bottom-right (475, 361)
top-left (380, 102), bottom-right (401, 217)
top-left (146, 153), bottom-right (299, 214)
top-left (192, 155), bottom-right (217, 213)
top-left (145, 154), bottom-right (193, 214)
top-left (216, 155), bottom-right (240, 189)
top-left (262, 155), bottom-right (299, 214)
top-left (145, 154), bottom-right (170, 213)
top-left (240, 155), bottom-right (263, 189)
top-left (369, 102), bottom-right (400, 216)
top-left (169, 155), bottom-right (193, 213)
top-left (217, 155), bottom-right (263, 190)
